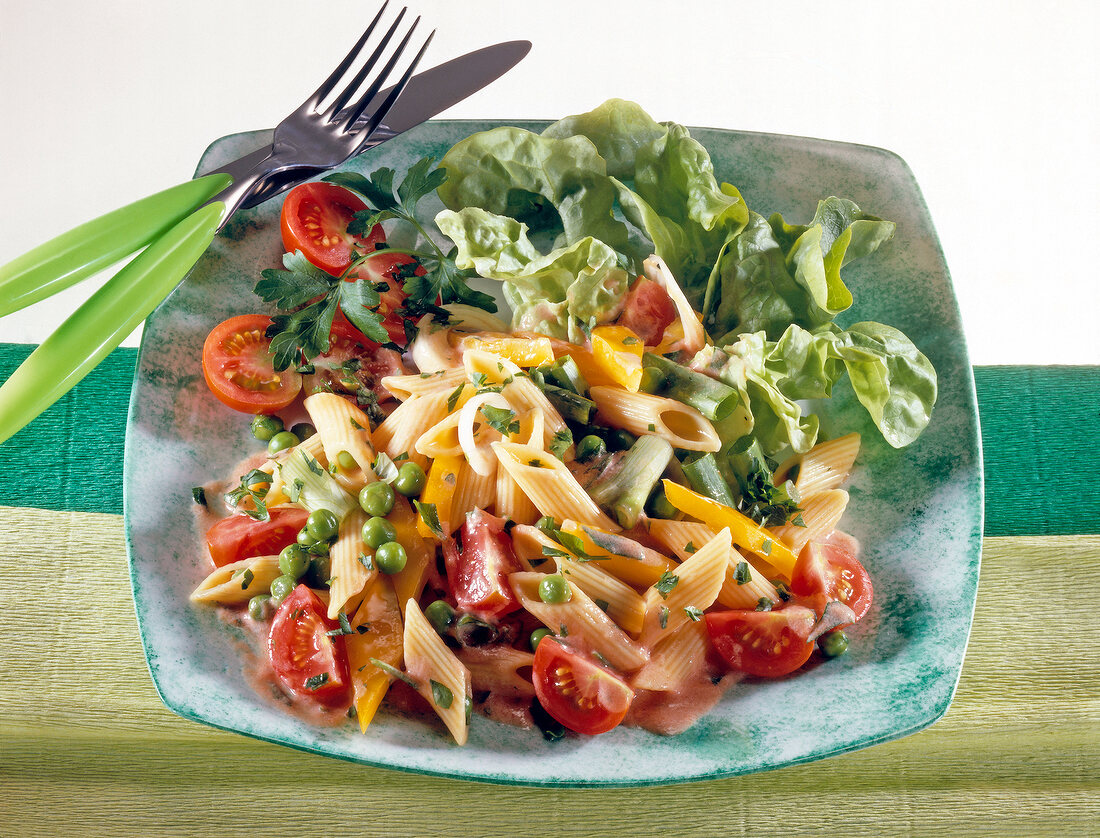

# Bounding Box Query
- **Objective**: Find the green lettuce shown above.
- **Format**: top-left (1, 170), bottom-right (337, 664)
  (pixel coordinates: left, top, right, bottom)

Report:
top-left (435, 207), bottom-right (629, 342)
top-left (695, 321), bottom-right (936, 454)
top-left (709, 198), bottom-right (896, 342)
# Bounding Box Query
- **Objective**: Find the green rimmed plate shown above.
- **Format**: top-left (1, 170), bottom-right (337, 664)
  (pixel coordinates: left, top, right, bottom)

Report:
top-left (123, 120), bottom-right (982, 787)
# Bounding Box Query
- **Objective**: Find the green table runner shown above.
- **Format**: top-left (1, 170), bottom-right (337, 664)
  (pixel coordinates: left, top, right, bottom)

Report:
top-left (1, 344), bottom-right (1096, 536)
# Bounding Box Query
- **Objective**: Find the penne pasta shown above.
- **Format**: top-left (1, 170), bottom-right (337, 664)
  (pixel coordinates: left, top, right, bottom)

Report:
top-left (327, 508), bottom-right (374, 620)
top-left (631, 619), bottom-right (710, 692)
top-left (509, 571), bottom-right (650, 672)
top-left (303, 392), bottom-right (377, 493)
top-left (589, 386), bottom-right (721, 452)
top-left (493, 441), bottom-right (620, 531)
top-left (638, 528), bottom-right (731, 649)
top-left (403, 599), bottom-right (472, 746)
top-left (770, 490), bottom-right (850, 557)
top-left (381, 367), bottom-right (467, 401)
top-left (190, 555), bottom-right (282, 605)
top-left (779, 433), bottom-right (861, 496)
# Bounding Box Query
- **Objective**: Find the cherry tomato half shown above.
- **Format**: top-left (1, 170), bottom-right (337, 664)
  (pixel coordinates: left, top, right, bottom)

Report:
top-left (201, 315), bottom-right (302, 414)
top-left (618, 278), bottom-right (676, 346)
top-left (704, 606), bottom-right (818, 678)
top-left (280, 182), bottom-right (384, 276)
top-left (532, 637), bottom-right (634, 735)
top-left (205, 507), bottom-right (309, 568)
top-left (346, 250), bottom-right (423, 345)
top-left (442, 508), bottom-right (522, 620)
top-left (791, 540), bottom-right (874, 624)
top-left (269, 585), bottom-right (352, 709)
top-left (306, 320), bottom-right (407, 403)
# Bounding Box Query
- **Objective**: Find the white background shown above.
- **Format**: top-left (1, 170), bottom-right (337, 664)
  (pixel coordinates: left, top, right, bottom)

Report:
top-left (1, 0), bottom-right (1097, 365)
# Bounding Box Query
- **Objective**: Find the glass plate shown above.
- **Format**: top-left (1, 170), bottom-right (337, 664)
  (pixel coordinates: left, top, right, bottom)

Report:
top-left (123, 120), bottom-right (983, 787)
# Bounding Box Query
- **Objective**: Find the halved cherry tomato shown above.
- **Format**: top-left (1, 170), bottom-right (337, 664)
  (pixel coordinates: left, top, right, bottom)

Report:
top-left (205, 507), bottom-right (309, 568)
top-left (442, 509), bottom-right (522, 620)
top-left (269, 585), bottom-right (352, 709)
top-left (346, 250), bottom-right (424, 345)
top-left (791, 540), bottom-right (874, 624)
top-left (307, 320), bottom-right (407, 402)
top-left (280, 182), bottom-right (384, 275)
top-left (532, 637), bottom-right (634, 735)
top-left (705, 606), bottom-right (817, 678)
top-left (618, 278), bottom-right (676, 346)
top-left (201, 314), bottom-right (302, 414)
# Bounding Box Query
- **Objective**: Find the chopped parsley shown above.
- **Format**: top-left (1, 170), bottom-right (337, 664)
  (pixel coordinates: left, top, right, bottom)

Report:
top-left (684, 606), bottom-right (704, 622)
top-left (756, 597), bottom-right (775, 612)
top-left (659, 606), bottom-right (670, 629)
top-left (481, 405), bottom-right (520, 436)
top-left (655, 571), bottom-right (680, 600)
top-left (430, 679), bottom-right (454, 709)
top-left (548, 428), bottom-right (573, 461)
top-left (191, 487), bottom-right (207, 506)
top-left (684, 541), bottom-right (697, 554)
top-left (224, 469), bottom-right (271, 522)
top-left (370, 658), bottom-right (420, 690)
top-left (734, 560), bottom-right (751, 585)
top-left (326, 611), bottom-right (355, 637)
top-left (414, 500), bottom-right (444, 539)
top-left (304, 673), bottom-right (329, 691)
top-left (446, 382), bottom-right (466, 413)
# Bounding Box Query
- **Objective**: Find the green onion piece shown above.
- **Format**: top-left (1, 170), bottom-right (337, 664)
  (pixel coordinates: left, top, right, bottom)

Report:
top-left (541, 384), bottom-right (596, 424)
top-left (588, 434), bottom-right (674, 528)
top-left (682, 453), bottom-right (738, 507)
top-left (543, 355), bottom-right (589, 395)
top-left (642, 353), bottom-right (741, 421)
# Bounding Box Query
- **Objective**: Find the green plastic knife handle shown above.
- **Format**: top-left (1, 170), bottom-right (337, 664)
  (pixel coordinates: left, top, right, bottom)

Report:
top-left (0, 202), bottom-right (224, 446)
top-left (0, 173), bottom-right (231, 318)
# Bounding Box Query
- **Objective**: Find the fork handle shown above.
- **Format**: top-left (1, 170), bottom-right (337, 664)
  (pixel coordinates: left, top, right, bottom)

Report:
top-left (0, 174), bottom-right (230, 319)
top-left (0, 202), bottom-right (224, 446)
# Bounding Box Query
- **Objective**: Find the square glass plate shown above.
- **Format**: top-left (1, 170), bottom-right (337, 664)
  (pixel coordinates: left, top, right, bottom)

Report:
top-left (124, 120), bottom-right (983, 787)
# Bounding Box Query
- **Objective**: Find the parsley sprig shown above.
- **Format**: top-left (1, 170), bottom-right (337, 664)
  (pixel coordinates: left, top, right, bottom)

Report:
top-left (325, 157), bottom-right (498, 316)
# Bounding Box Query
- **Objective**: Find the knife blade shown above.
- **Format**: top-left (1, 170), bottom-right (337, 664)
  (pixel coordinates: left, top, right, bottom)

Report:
top-left (210, 39), bottom-right (531, 210)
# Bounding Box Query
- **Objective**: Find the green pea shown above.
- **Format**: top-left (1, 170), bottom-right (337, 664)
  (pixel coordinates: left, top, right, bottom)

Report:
top-left (247, 594), bottom-right (272, 621)
top-left (639, 366), bottom-right (665, 394)
top-left (362, 516), bottom-right (397, 549)
top-left (269, 574), bottom-right (297, 606)
top-left (296, 527), bottom-right (317, 547)
top-left (278, 544), bottom-right (311, 579)
top-left (290, 422), bottom-right (317, 440)
top-left (306, 508), bottom-right (340, 542)
top-left (303, 555), bottom-right (331, 589)
top-left (576, 434), bottom-right (607, 462)
top-left (538, 574), bottom-right (571, 604)
top-left (336, 450), bottom-right (357, 471)
top-left (424, 600), bottom-right (456, 634)
top-left (250, 414), bottom-right (284, 442)
top-left (530, 627), bottom-right (552, 652)
top-left (267, 430), bottom-right (299, 455)
top-left (306, 540), bottom-right (330, 557)
top-left (393, 462), bottom-right (426, 497)
top-left (374, 541), bottom-right (407, 574)
top-left (454, 613), bottom-right (497, 647)
top-left (820, 629), bottom-right (849, 658)
top-left (359, 481), bottom-right (395, 518)
top-left (607, 429), bottom-right (637, 451)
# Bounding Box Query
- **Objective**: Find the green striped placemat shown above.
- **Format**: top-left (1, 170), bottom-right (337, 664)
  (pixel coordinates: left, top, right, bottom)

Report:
top-left (0, 345), bottom-right (1096, 536)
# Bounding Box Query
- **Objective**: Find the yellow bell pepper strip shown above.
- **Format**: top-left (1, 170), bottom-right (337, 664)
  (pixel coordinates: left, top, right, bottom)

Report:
top-left (388, 494), bottom-right (435, 607)
top-left (661, 479), bottom-right (798, 579)
top-left (547, 340), bottom-right (617, 387)
top-left (591, 325), bottom-right (645, 392)
top-left (560, 520), bottom-right (678, 589)
top-left (345, 576), bottom-right (403, 733)
top-left (459, 334), bottom-right (555, 367)
top-left (416, 455), bottom-right (464, 538)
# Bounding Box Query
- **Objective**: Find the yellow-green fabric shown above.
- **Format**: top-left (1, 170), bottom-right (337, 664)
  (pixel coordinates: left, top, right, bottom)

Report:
top-left (1, 506), bottom-right (1096, 836)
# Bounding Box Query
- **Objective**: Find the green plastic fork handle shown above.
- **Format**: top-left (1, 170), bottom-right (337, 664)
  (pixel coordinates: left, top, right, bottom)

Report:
top-left (0, 202), bottom-right (224, 446)
top-left (0, 174), bottom-right (231, 318)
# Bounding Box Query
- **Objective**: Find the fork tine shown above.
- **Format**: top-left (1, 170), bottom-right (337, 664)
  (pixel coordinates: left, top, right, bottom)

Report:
top-left (301, 0), bottom-right (390, 110)
top-left (343, 29), bottom-right (435, 138)
top-left (327, 7), bottom-right (410, 117)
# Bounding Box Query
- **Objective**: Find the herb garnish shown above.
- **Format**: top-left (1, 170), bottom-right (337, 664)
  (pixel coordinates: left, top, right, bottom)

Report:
top-left (414, 500), bottom-right (444, 539)
top-left (655, 571), bottom-right (680, 599)
top-left (430, 679), bottom-right (454, 709)
top-left (481, 405), bottom-right (520, 436)
top-left (326, 157), bottom-right (498, 315)
top-left (684, 606), bottom-right (704, 622)
top-left (224, 469), bottom-right (271, 522)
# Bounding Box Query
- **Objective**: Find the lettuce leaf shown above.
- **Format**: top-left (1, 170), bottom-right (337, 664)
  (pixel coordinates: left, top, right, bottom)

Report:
top-left (437, 127), bottom-right (628, 250)
top-left (541, 98), bottom-right (666, 180)
top-left (696, 321), bottom-right (936, 454)
top-left (436, 207), bottom-right (629, 341)
top-left (711, 198), bottom-right (896, 342)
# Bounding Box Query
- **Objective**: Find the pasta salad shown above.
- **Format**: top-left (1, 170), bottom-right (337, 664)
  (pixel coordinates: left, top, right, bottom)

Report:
top-left (190, 100), bottom-right (936, 743)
